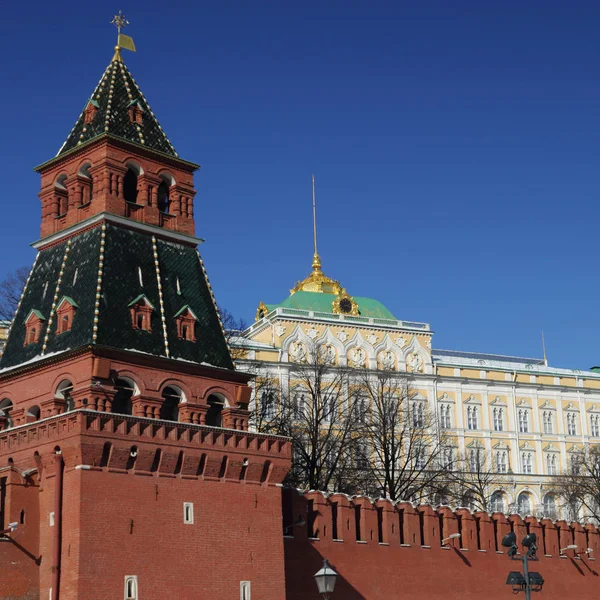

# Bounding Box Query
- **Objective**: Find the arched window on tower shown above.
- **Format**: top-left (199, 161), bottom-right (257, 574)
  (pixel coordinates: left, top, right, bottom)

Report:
top-left (123, 168), bottom-right (139, 204)
top-left (0, 399), bottom-right (13, 430)
top-left (79, 163), bottom-right (93, 204)
top-left (26, 405), bottom-right (41, 423)
top-left (157, 179), bottom-right (170, 213)
top-left (55, 174), bottom-right (68, 216)
top-left (160, 386), bottom-right (183, 421)
top-left (206, 394), bottom-right (227, 427)
top-left (112, 379), bottom-right (135, 415)
top-left (55, 380), bottom-right (74, 412)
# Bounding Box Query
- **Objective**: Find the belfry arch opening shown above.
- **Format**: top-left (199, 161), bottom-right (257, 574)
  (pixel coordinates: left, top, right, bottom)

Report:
top-left (112, 378), bottom-right (136, 416)
top-left (55, 380), bottom-right (74, 411)
top-left (123, 168), bottom-right (139, 204)
top-left (0, 399), bottom-right (13, 430)
top-left (160, 386), bottom-right (183, 421)
top-left (157, 173), bottom-right (174, 214)
top-left (206, 394), bottom-right (228, 427)
top-left (78, 163), bottom-right (93, 204)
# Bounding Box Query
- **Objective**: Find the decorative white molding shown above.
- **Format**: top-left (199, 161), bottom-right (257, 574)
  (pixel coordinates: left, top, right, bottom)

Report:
top-left (367, 333), bottom-right (378, 345)
top-left (306, 327), bottom-right (319, 340)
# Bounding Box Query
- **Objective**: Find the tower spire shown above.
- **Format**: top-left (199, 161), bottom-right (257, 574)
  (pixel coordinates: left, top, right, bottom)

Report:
top-left (311, 174), bottom-right (322, 273)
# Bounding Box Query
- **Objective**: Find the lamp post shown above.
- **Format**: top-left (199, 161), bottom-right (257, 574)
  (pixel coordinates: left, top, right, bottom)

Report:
top-left (501, 532), bottom-right (544, 600)
top-left (0, 522), bottom-right (17, 536)
top-left (314, 558), bottom-right (337, 599)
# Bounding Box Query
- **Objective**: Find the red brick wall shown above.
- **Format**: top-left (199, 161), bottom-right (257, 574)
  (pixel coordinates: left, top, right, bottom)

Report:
top-left (283, 489), bottom-right (600, 600)
top-left (0, 411), bottom-right (290, 600)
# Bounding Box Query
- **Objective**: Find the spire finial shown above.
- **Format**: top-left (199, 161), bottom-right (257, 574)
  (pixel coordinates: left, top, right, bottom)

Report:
top-left (542, 330), bottom-right (548, 366)
top-left (111, 10), bottom-right (129, 35)
top-left (110, 11), bottom-right (136, 62)
top-left (311, 174), bottom-right (322, 273)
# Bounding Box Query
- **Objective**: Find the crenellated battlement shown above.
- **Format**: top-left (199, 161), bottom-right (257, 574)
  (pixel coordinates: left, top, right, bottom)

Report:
top-left (283, 488), bottom-right (600, 557)
top-left (0, 409), bottom-right (291, 484)
top-left (283, 489), bottom-right (600, 599)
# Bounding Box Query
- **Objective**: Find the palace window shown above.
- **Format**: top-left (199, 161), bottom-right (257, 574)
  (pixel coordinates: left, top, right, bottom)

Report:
top-left (414, 446), bottom-right (427, 470)
top-left (490, 491), bottom-right (506, 513)
top-left (412, 401), bottom-right (425, 428)
top-left (517, 493), bottom-right (532, 517)
top-left (543, 493), bottom-right (558, 520)
top-left (542, 411), bottom-right (553, 434)
top-left (440, 404), bottom-right (451, 429)
top-left (260, 391), bottom-right (277, 421)
top-left (292, 390), bottom-right (307, 421)
top-left (468, 448), bottom-right (483, 472)
top-left (591, 414), bottom-right (600, 437)
top-left (322, 394), bottom-right (337, 423)
top-left (546, 453), bottom-right (557, 475)
top-left (493, 407), bottom-right (504, 432)
top-left (521, 452), bottom-right (533, 474)
top-left (567, 413), bottom-right (578, 436)
top-left (467, 406), bottom-right (478, 430)
top-left (496, 451), bottom-right (508, 473)
top-left (354, 396), bottom-right (369, 424)
top-left (441, 447), bottom-right (454, 470)
top-left (570, 453), bottom-right (583, 475)
top-left (518, 409), bottom-right (530, 433)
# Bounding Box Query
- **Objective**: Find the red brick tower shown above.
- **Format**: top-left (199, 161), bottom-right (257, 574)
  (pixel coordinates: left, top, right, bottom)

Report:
top-left (0, 30), bottom-right (290, 600)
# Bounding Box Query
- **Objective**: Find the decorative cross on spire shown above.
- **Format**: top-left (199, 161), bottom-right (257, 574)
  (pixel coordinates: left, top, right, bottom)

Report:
top-left (111, 10), bottom-right (130, 35)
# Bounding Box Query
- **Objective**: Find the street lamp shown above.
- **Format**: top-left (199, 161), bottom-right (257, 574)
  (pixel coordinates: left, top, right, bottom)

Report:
top-left (442, 532), bottom-right (461, 546)
top-left (0, 522), bottom-right (17, 536)
top-left (314, 558), bottom-right (337, 599)
top-left (559, 544), bottom-right (578, 555)
top-left (501, 532), bottom-right (544, 600)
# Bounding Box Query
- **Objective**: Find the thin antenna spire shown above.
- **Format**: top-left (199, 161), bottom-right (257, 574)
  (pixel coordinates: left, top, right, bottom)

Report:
top-left (542, 331), bottom-right (548, 366)
top-left (312, 174), bottom-right (318, 255)
top-left (311, 174), bottom-right (322, 273)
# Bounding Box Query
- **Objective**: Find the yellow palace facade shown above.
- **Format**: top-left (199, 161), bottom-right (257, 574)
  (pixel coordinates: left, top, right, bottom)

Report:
top-left (234, 248), bottom-right (599, 520)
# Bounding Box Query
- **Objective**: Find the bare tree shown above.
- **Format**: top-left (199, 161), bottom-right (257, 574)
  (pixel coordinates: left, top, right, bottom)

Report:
top-left (555, 446), bottom-right (600, 522)
top-left (267, 342), bottom-right (362, 492)
top-left (247, 366), bottom-right (282, 433)
top-left (443, 447), bottom-right (504, 513)
top-left (218, 307), bottom-right (248, 360)
top-left (0, 266), bottom-right (28, 320)
top-left (355, 369), bottom-right (448, 502)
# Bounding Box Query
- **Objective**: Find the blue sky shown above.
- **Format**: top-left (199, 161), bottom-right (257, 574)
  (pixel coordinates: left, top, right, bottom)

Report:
top-left (1, 1), bottom-right (599, 368)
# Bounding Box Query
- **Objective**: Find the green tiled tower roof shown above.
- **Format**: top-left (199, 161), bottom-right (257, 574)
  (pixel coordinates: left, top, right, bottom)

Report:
top-left (0, 221), bottom-right (233, 371)
top-left (57, 54), bottom-right (178, 157)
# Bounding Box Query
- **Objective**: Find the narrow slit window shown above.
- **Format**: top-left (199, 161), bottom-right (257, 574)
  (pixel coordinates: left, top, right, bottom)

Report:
top-left (124, 576), bottom-right (138, 600)
top-left (184, 502), bottom-right (194, 524)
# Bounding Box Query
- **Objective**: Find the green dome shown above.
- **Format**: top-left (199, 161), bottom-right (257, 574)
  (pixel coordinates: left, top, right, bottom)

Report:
top-left (265, 290), bottom-right (396, 320)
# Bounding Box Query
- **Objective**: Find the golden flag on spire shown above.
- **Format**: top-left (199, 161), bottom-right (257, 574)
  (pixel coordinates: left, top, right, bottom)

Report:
top-left (117, 33), bottom-right (136, 52)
